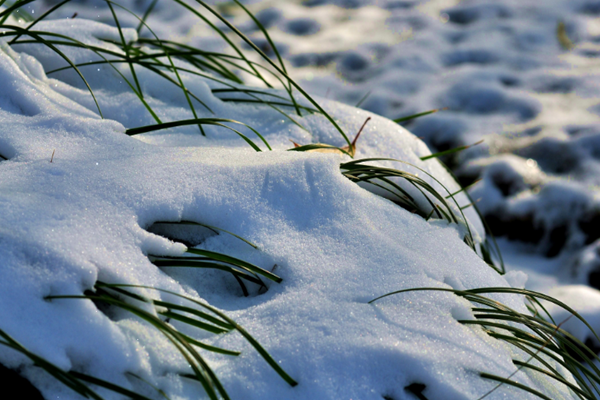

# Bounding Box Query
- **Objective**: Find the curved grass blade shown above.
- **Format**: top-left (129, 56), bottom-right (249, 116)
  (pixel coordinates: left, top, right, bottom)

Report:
top-left (99, 283), bottom-right (298, 387)
top-left (185, 248), bottom-right (281, 283)
top-left (0, 27), bottom-right (104, 117)
top-left (188, 0), bottom-right (352, 148)
top-left (233, 0), bottom-right (301, 116)
top-left (176, 332), bottom-right (241, 356)
top-left (370, 287), bottom-right (600, 399)
top-left (420, 140), bottom-right (483, 161)
top-left (0, 0), bottom-right (36, 24)
top-left (105, 0), bottom-right (213, 133)
top-left (479, 373), bottom-right (553, 400)
top-left (125, 117), bottom-right (271, 151)
top-left (151, 257), bottom-right (265, 287)
top-left (70, 371), bottom-right (157, 400)
top-left (0, 329), bottom-right (107, 400)
top-left (47, 292), bottom-right (228, 400)
top-left (135, 0), bottom-right (159, 34)
top-left (8, 0), bottom-right (72, 45)
top-left (393, 108), bottom-right (443, 124)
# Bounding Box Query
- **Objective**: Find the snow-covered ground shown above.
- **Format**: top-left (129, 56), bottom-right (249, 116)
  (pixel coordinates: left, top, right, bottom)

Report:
top-left (2, 0), bottom-right (600, 399)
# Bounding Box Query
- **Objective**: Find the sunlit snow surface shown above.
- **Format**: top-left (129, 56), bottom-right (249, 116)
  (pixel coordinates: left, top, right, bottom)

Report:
top-left (0, 0), bottom-right (598, 399)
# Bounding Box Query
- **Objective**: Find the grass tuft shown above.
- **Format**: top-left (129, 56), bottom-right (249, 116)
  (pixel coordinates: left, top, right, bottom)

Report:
top-left (371, 287), bottom-right (600, 400)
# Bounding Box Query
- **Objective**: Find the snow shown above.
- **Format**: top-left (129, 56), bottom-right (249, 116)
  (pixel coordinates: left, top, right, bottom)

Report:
top-left (1, 0), bottom-right (600, 399)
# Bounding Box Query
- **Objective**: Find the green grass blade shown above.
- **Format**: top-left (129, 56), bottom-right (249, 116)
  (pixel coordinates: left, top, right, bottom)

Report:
top-left (1, 27), bottom-right (104, 117)
top-left (479, 373), bottom-right (553, 400)
top-left (185, 248), bottom-right (281, 283)
top-left (125, 117), bottom-right (271, 151)
top-left (420, 140), bottom-right (483, 161)
top-left (393, 108), bottom-right (442, 124)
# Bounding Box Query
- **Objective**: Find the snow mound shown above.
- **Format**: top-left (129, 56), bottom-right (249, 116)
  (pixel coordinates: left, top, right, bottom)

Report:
top-left (0, 5), bottom-right (582, 400)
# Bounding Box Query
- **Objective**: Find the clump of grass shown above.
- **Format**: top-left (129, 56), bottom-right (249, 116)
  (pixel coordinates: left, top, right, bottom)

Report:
top-left (371, 287), bottom-right (600, 400)
top-left (340, 157), bottom-right (504, 274)
top-left (44, 281), bottom-right (296, 400)
top-left (146, 220), bottom-right (279, 297)
top-left (0, 0), bottom-right (353, 150)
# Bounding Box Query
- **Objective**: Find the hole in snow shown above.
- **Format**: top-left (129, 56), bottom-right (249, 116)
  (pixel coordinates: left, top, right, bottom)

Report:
top-left (0, 363), bottom-right (44, 400)
top-left (146, 221), bottom-right (279, 299)
top-left (404, 382), bottom-right (429, 400)
top-left (285, 18), bottom-right (320, 36)
top-left (147, 221), bottom-right (219, 247)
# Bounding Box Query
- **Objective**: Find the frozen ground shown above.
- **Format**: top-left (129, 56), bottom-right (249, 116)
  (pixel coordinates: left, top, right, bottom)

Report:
top-left (1, 0), bottom-right (600, 399)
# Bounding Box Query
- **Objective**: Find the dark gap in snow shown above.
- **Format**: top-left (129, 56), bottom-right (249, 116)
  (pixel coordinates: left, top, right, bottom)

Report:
top-left (442, 49), bottom-right (500, 68)
top-left (84, 288), bottom-right (120, 321)
top-left (532, 76), bottom-right (579, 94)
top-left (444, 4), bottom-right (513, 26)
top-left (404, 383), bottom-right (428, 400)
top-left (579, 1), bottom-right (600, 15)
top-left (517, 138), bottom-right (580, 174)
top-left (578, 49), bottom-right (600, 58)
top-left (546, 224), bottom-right (568, 258)
top-left (147, 222), bottom-right (218, 248)
top-left (284, 18), bottom-right (321, 36)
top-left (0, 363), bottom-right (45, 400)
top-left (588, 267), bottom-right (600, 290)
top-left (499, 75), bottom-right (521, 87)
top-left (290, 52), bottom-right (339, 68)
top-left (565, 125), bottom-right (599, 137)
top-left (385, 1), bottom-right (416, 11)
top-left (485, 213), bottom-right (544, 244)
top-left (579, 210), bottom-right (600, 245)
top-left (520, 126), bottom-right (542, 136)
top-left (146, 222), bottom-right (275, 298)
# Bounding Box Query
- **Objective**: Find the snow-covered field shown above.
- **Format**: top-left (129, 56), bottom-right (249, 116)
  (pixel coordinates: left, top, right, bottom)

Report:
top-left (2, 0), bottom-right (600, 399)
